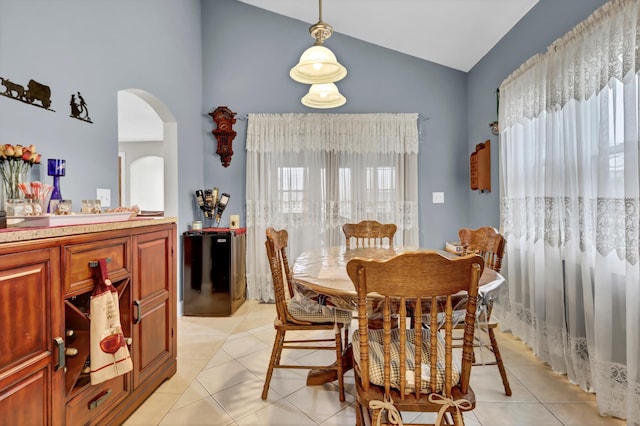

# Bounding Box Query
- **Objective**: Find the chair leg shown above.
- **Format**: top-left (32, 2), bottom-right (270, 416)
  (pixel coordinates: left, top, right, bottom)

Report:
top-left (334, 328), bottom-right (345, 402)
top-left (355, 399), bottom-right (364, 426)
top-left (344, 324), bottom-right (350, 350)
top-left (262, 328), bottom-right (285, 400)
top-left (488, 327), bottom-right (512, 396)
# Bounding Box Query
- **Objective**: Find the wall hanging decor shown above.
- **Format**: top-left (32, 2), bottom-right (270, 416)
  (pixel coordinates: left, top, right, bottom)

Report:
top-left (0, 76), bottom-right (54, 111)
top-left (209, 106), bottom-right (237, 168)
top-left (69, 91), bottom-right (92, 123)
top-left (470, 140), bottom-right (490, 192)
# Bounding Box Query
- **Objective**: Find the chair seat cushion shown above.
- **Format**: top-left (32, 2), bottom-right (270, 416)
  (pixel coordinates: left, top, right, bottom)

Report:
top-left (287, 297), bottom-right (352, 324)
top-left (352, 328), bottom-right (462, 394)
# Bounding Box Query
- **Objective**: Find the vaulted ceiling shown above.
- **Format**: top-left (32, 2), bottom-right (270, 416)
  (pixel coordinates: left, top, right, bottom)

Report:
top-left (237, 0), bottom-right (539, 72)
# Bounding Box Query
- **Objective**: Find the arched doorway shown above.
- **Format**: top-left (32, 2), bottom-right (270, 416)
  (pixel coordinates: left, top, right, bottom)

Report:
top-left (117, 89), bottom-right (178, 219)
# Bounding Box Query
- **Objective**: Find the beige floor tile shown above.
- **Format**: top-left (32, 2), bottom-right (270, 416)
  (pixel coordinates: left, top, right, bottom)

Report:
top-left (158, 396), bottom-right (236, 426)
top-left (509, 364), bottom-right (595, 403)
top-left (319, 403), bottom-right (357, 425)
top-left (177, 333), bottom-right (226, 360)
top-left (232, 315), bottom-right (275, 333)
top-left (284, 383), bottom-right (355, 423)
top-left (244, 301), bottom-right (277, 318)
top-left (122, 392), bottom-right (181, 426)
top-left (197, 359), bottom-right (258, 395)
top-left (405, 410), bottom-right (481, 425)
top-left (169, 379), bottom-right (211, 411)
top-left (156, 357), bottom-right (209, 394)
top-left (545, 403), bottom-right (627, 426)
top-left (220, 333), bottom-right (269, 359)
top-left (179, 315), bottom-right (241, 335)
top-left (212, 376), bottom-right (281, 420)
top-left (203, 348), bottom-right (234, 370)
top-left (248, 325), bottom-right (277, 345)
top-left (235, 398), bottom-right (316, 426)
top-left (470, 362), bottom-right (537, 402)
top-left (472, 402), bottom-right (563, 425)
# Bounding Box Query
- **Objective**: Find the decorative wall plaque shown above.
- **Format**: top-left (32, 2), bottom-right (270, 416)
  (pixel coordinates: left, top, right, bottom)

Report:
top-left (470, 140), bottom-right (491, 192)
top-left (209, 106), bottom-right (237, 168)
top-left (0, 76), bottom-right (55, 111)
top-left (69, 91), bottom-right (93, 123)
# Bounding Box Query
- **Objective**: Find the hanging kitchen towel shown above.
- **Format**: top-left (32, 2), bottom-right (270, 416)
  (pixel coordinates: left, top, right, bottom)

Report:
top-left (90, 258), bottom-right (133, 385)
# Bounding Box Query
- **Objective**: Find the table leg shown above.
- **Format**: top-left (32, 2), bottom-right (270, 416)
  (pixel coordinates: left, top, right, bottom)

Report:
top-left (306, 343), bottom-right (353, 385)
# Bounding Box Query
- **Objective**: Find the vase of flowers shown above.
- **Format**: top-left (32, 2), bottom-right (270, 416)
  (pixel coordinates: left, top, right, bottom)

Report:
top-left (0, 144), bottom-right (42, 204)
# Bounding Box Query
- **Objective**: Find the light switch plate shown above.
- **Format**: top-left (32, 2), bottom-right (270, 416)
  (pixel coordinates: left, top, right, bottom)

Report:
top-left (97, 188), bottom-right (111, 208)
top-left (432, 192), bottom-right (445, 204)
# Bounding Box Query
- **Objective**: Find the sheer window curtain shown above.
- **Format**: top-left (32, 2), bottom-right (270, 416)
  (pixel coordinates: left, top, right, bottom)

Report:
top-left (245, 113), bottom-right (419, 303)
top-left (498, 0), bottom-right (640, 422)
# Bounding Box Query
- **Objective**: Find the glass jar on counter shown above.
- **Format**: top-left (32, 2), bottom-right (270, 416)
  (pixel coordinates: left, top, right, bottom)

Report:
top-left (6, 199), bottom-right (25, 216)
top-left (51, 199), bottom-right (72, 215)
top-left (81, 199), bottom-right (101, 214)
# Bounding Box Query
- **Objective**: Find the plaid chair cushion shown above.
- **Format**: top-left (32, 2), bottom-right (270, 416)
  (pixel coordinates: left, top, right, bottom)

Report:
top-left (352, 328), bottom-right (462, 394)
top-left (287, 297), bottom-right (352, 324)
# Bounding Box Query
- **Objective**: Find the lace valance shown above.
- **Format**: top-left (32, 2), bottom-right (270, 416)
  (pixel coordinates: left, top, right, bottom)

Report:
top-left (246, 113), bottom-right (419, 154)
top-left (499, 0), bottom-right (640, 128)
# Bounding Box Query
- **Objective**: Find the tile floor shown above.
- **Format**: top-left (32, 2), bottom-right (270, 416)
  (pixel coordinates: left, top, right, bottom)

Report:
top-left (124, 300), bottom-right (626, 426)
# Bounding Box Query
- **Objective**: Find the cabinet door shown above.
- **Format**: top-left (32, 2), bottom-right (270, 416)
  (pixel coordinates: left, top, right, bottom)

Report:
top-left (0, 247), bottom-right (64, 426)
top-left (131, 227), bottom-right (176, 388)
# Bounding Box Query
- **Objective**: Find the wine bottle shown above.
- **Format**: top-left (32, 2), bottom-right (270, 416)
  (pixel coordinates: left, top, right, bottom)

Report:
top-left (195, 190), bottom-right (205, 209)
top-left (215, 193), bottom-right (230, 225)
top-left (65, 347), bottom-right (78, 357)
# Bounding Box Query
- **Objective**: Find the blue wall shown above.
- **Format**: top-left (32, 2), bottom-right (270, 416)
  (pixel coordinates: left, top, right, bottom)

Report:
top-left (202, 0), bottom-right (469, 248)
top-left (0, 0), bottom-right (203, 232)
top-left (0, 0), bottom-right (609, 248)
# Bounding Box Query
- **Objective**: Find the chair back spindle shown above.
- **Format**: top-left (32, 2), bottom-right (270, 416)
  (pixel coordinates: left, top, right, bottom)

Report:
top-left (342, 220), bottom-right (397, 249)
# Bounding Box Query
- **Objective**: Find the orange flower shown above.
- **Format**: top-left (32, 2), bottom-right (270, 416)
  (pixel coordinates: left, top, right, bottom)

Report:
top-left (4, 144), bottom-right (15, 157)
top-left (0, 144), bottom-right (42, 199)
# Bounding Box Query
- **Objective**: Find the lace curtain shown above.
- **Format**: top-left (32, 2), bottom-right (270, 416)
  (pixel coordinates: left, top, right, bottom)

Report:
top-left (245, 113), bottom-right (420, 302)
top-left (498, 0), bottom-right (640, 423)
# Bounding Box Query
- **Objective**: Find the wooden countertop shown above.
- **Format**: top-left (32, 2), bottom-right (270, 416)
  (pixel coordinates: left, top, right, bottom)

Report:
top-left (0, 216), bottom-right (177, 243)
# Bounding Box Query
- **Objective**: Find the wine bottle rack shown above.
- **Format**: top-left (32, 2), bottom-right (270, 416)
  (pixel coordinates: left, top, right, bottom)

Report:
top-left (64, 277), bottom-right (131, 397)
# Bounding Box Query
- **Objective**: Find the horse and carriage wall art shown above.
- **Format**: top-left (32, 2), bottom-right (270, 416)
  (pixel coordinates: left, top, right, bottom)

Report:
top-left (0, 75), bottom-right (93, 124)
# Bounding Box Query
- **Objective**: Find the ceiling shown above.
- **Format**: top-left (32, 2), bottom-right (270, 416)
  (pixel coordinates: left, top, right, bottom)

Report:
top-left (237, 0), bottom-right (539, 72)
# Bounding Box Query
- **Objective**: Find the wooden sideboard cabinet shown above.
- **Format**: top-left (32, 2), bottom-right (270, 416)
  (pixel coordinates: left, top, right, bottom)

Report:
top-left (0, 220), bottom-right (177, 425)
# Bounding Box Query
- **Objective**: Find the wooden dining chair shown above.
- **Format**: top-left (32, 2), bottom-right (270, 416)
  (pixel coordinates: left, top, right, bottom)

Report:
top-left (342, 220), bottom-right (397, 249)
top-left (262, 227), bottom-right (352, 402)
top-left (347, 251), bottom-right (484, 426)
top-left (456, 226), bottom-right (511, 396)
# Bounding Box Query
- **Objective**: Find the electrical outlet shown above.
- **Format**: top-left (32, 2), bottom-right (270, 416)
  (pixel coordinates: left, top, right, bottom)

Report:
top-left (97, 188), bottom-right (111, 208)
top-left (432, 192), bottom-right (445, 204)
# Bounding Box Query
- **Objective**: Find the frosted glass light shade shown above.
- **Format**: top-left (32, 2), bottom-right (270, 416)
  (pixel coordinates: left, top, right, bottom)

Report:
top-left (290, 45), bottom-right (347, 84)
top-left (301, 83), bottom-right (346, 109)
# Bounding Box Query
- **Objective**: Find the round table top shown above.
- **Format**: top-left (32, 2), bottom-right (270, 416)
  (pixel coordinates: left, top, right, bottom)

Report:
top-left (292, 246), bottom-right (502, 299)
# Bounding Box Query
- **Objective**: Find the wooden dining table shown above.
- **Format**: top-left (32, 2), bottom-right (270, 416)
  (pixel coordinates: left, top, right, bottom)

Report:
top-left (291, 245), bottom-right (506, 385)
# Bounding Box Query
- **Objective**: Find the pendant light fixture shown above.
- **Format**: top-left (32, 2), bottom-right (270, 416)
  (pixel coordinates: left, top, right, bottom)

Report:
top-left (290, 0), bottom-right (347, 85)
top-left (301, 83), bottom-right (346, 109)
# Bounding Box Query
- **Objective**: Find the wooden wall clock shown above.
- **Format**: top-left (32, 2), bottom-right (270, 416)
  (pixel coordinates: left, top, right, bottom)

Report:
top-left (209, 106), bottom-right (237, 167)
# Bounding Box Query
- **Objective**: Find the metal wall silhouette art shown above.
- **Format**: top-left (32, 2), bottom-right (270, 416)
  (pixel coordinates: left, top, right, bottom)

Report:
top-left (69, 91), bottom-right (92, 123)
top-left (209, 106), bottom-right (237, 168)
top-left (0, 76), bottom-right (55, 111)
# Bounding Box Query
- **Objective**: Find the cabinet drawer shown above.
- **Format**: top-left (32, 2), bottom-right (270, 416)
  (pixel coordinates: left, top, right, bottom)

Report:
top-left (66, 375), bottom-right (129, 426)
top-left (63, 237), bottom-right (130, 295)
